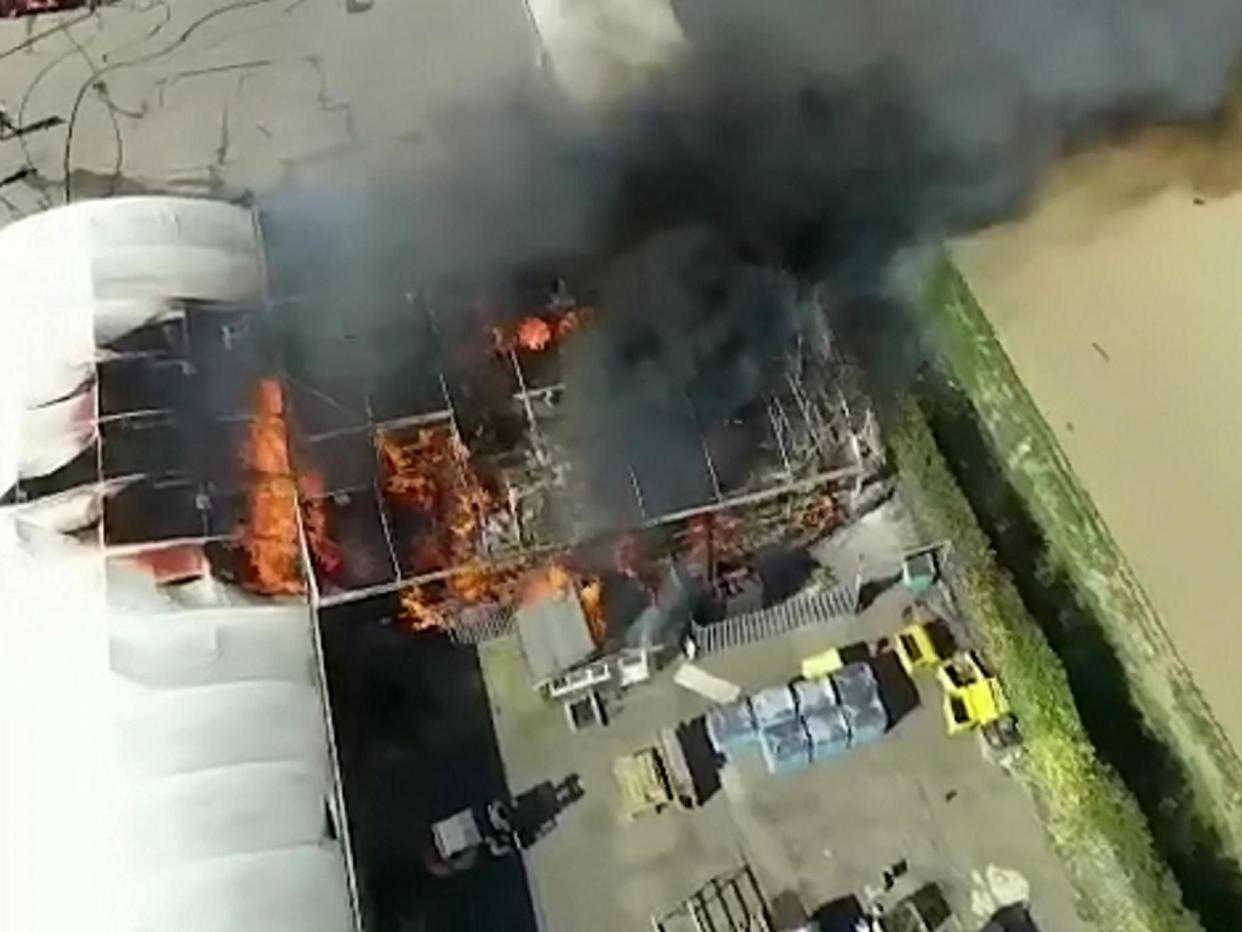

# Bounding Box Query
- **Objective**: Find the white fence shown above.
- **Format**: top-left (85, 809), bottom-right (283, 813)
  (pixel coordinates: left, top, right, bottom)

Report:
top-left (444, 580), bottom-right (859, 653)
top-left (689, 583), bottom-right (857, 655)
top-left (445, 604), bottom-right (515, 645)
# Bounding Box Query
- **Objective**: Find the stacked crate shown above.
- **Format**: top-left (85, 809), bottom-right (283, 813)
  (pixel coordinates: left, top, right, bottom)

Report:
top-left (790, 676), bottom-right (837, 716)
top-left (803, 704), bottom-right (851, 761)
top-left (758, 718), bottom-right (813, 775)
top-left (752, 685), bottom-right (811, 775)
top-left (832, 661), bottom-right (889, 746)
top-left (794, 676), bottom-right (852, 762)
top-left (705, 698), bottom-right (758, 755)
top-left (704, 661), bottom-right (891, 778)
top-left (751, 684), bottom-right (799, 728)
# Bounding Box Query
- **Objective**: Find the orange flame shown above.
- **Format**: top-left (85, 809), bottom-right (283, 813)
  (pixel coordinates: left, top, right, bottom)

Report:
top-left (516, 316), bottom-right (553, 352)
top-left (236, 380), bottom-right (348, 594)
top-left (449, 563), bottom-right (492, 603)
top-left (401, 585), bottom-right (444, 631)
top-left (238, 379), bottom-right (304, 595)
top-left (489, 306), bottom-right (592, 357)
top-left (520, 563), bottom-right (606, 646)
top-left (299, 472), bottom-right (343, 578)
top-left (520, 562), bottom-right (574, 604)
top-left (579, 577), bottom-right (606, 646)
top-left (380, 425), bottom-right (504, 628)
top-left (683, 513), bottom-right (743, 579)
top-left (378, 431), bottom-right (439, 512)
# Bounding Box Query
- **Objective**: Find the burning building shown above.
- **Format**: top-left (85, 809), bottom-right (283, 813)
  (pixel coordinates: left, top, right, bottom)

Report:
top-left (255, 241), bottom-right (881, 669)
top-left (0, 192), bottom-right (881, 930)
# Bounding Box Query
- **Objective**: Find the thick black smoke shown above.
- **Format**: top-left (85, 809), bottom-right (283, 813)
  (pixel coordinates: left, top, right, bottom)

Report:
top-left (557, 227), bottom-right (799, 522)
top-left (264, 0), bottom-right (1242, 525)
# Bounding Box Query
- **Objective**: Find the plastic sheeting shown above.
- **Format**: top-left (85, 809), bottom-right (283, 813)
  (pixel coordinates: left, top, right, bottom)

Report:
top-left (758, 718), bottom-right (811, 776)
top-left (126, 761), bottom-right (333, 868)
top-left (841, 694), bottom-right (889, 747)
top-left (791, 676), bottom-right (839, 715)
top-left (18, 385), bottom-right (97, 478)
top-left (110, 607), bottom-right (317, 690)
top-left (134, 846), bottom-right (355, 932)
top-left (116, 680), bottom-right (328, 780)
top-left (0, 197), bottom-right (262, 495)
top-left (0, 199), bottom-right (354, 932)
top-left (107, 598), bottom-right (352, 932)
top-left (11, 483), bottom-right (106, 534)
top-left (831, 661), bottom-right (880, 709)
top-left (803, 706), bottom-right (851, 761)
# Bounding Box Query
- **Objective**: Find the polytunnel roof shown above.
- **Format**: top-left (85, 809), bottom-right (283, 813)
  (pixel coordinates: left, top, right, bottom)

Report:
top-left (0, 198), bottom-right (357, 932)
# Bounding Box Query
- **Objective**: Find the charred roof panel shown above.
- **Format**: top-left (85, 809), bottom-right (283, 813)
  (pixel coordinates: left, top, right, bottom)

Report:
top-left (101, 413), bottom-right (190, 479)
top-left (98, 357), bottom-right (191, 418)
top-left (104, 478), bottom-right (205, 545)
top-left (294, 428), bottom-right (377, 497)
top-left (307, 488), bottom-right (398, 594)
top-left (515, 591), bottom-right (595, 684)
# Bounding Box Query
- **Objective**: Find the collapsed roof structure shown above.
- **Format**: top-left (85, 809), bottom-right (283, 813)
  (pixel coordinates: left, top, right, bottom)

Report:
top-left (253, 248), bottom-right (878, 645)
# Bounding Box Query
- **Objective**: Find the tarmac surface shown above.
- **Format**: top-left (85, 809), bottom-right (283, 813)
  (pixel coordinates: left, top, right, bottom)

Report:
top-left (320, 595), bottom-right (540, 932)
top-left (479, 581), bottom-right (1090, 932)
top-left (0, 0), bottom-right (549, 214)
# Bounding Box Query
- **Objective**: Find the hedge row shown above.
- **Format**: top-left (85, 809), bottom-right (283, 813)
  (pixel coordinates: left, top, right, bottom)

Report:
top-left (888, 398), bottom-right (1199, 932)
top-left (922, 256), bottom-right (1242, 861)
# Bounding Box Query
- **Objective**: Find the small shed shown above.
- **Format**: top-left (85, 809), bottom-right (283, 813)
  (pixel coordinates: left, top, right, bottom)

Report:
top-left (901, 546), bottom-right (940, 595)
top-left (515, 589), bottom-right (596, 688)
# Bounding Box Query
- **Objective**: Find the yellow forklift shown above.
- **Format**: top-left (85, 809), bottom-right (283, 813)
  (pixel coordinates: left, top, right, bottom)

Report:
top-left (936, 651), bottom-right (1016, 746)
top-left (893, 605), bottom-right (955, 676)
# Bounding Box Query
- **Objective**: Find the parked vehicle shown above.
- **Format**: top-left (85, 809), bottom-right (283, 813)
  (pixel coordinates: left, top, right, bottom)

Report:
top-left (613, 746), bottom-right (675, 821)
top-left (937, 651), bottom-right (1010, 736)
top-left (893, 607), bottom-right (954, 675)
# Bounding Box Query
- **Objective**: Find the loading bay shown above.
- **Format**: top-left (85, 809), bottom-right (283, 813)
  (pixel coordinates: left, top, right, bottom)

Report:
top-left (477, 579), bottom-right (1089, 932)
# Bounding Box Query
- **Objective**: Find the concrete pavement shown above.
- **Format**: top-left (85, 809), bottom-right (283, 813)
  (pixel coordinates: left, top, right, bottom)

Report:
top-left (0, 0), bottom-right (549, 216)
top-left (479, 584), bottom-right (1091, 932)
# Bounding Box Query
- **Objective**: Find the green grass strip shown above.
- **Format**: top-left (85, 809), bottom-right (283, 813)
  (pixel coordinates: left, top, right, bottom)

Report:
top-left (889, 399), bottom-right (1200, 932)
top-left (922, 256), bottom-right (1242, 859)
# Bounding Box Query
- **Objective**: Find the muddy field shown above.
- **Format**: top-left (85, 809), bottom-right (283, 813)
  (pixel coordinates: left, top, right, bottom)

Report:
top-left (952, 131), bottom-right (1242, 754)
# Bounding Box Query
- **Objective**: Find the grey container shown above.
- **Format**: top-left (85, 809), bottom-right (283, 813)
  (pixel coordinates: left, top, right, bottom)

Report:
top-left (751, 684), bottom-right (799, 728)
top-left (831, 661), bottom-right (879, 710)
top-left (803, 706), bottom-right (851, 761)
top-left (791, 676), bottom-right (839, 715)
top-left (705, 698), bottom-right (757, 753)
top-left (759, 718), bottom-right (812, 776)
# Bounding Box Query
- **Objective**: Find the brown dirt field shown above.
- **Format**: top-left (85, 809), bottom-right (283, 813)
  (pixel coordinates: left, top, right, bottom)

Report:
top-left (951, 119), bottom-right (1242, 755)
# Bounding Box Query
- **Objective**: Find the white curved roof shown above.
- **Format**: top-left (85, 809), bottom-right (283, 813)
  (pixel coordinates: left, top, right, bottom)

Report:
top-left (0, 196), bottom-right (263, 495)
top-left (0, 199), bottom-right (357, 932)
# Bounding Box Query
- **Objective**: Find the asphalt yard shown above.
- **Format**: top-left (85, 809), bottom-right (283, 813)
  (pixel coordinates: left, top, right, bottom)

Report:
top-left (478, 584), bottom-right (1090, 932)
top-left (0, 0), bottom-right (549, 215)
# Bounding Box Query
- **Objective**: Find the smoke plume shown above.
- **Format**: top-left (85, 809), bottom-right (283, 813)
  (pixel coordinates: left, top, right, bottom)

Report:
top-left (263, 0), bottom-right (1242, 525)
